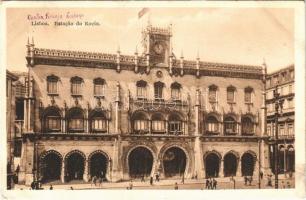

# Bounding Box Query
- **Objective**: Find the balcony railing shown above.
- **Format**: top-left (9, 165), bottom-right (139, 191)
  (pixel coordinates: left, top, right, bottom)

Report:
top-left (131, 98), bottom-right (188, 111)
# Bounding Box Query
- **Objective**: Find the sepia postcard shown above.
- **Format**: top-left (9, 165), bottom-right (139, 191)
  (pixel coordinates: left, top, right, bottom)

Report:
top-left (1, 1), bottom-right (305, 200)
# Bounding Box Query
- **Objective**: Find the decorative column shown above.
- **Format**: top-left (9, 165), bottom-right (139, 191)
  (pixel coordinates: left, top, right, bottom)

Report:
top-left (236, 158), bottom-right (242, 177)
top-left (180, 51), bottom-right (184, 76)
top-left (61, 160), bottom-right (65, 183)
top-left (134, 46), bottom-right (138, 73)
top-left (219, 159), bottom-right (224, 177)
top-left (116, 46), bottom-right (121, 73)
top-left (83, 159), bottom-right (89, 182)
top-left (169, 53), bottom-right (173, 75)
top-left (115, 82), bottom-right (120, 134)
top-left (194, 89), bottom-right (204, 178)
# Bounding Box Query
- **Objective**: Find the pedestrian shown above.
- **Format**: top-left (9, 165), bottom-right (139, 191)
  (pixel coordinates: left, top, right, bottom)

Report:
top-left (141, 174), bottom-right (145, 182)
top-left (174, 182), bottom-right (178, 190)
top-left (92, 175), bottom-right (97, 186)
top-left (260, 171), bottom-right (263, 179)
top-left (209, 178), bottom-right (213, 189)
top-left (155, 173), bottom-right (158, 182)
top-left (281, 181), bottom-right (285, 189)
top-left (267, 175), bottom-right (272, 187)
top-left (70, 186), bottom-right (73, 190)
top-left (244, 176), bottom-right (248, 186)
top-left (195, 171), bottom-right (198, 180)
top-left (150, 176), bottom-right (153, 186)
top-left (49, 185), bottom-right (53, 190)
top-left (30, 181), bottom-right (35, 190)
top-left (98, 177), bottom-right (103, 187)
top-left (157, 172), bottom-right (160, 182)
top-left (205, 178), bottom-right (209, 189)
top-left (249, 176), bottom-right (253, 186)
top-left (129, 180), bottom-right (133, 190)
top-left (212, 178), bottom-right (217, 189)
top-left (181, 174), bottom-right (185, 184)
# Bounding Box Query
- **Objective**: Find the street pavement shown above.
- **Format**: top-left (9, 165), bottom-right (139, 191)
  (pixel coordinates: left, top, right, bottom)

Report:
top-left (14, 176), bottom-right (295, 190)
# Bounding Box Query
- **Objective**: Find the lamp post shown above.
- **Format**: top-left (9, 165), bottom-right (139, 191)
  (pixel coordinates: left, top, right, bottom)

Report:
top-left (109, 158), bottom-right (112, 182)
top-left (273, 84), bottom-right (284, 189)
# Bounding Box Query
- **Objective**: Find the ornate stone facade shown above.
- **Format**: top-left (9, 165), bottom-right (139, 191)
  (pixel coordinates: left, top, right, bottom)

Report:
top-left (18, 24), bottom-right (270, 185)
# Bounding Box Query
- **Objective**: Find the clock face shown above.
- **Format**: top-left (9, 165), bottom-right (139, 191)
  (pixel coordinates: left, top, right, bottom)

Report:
top-left (153, 43), bottom-right (164, 55)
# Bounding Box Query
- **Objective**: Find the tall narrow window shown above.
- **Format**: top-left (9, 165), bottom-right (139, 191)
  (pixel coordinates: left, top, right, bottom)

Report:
top-left (151, 113), bottom-right (165, 133)
top-left (133, 112), bottom-right (149, 134)
top-left (47, 75), bottom-right (59, 94)
top-left (244, 87), bottom-right (253, 103)
top-left (43, 106), bottom-right (61, 133)
top-left (171, 82), bottom-right (181, 101)
top-left (206, 115), bottom-right (219, 134)
top-left (136, 80), bottom-right (147, 99)
top-left (90, 110), bottom-right (107, 133)
top-left (93, 78), bottom-right (105, 97)
top-left (241, 116), bottom-right (254, 135)
top-left (288, 123), bottom-right (294, 135)
top-left (71, 76), bottom-right (83, 96)
top-left (168, 113), bottom-right (183, 135)
top-left (154, 82), bottom-right (164, 100)
top-left (67, 107), bottom-right (84, 133)
top-left (227, 86), bottom-right (236, 103)
top-left (224, 116), bottom-right (237, 135)
top-left (208, 85), bottom-right (218, 102)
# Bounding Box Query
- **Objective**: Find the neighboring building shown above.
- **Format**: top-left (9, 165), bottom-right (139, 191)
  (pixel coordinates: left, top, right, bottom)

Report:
top-left (6, 70), bottom-right (18, 189)
top-left (266, 65), bottom-right (295, 176)
top-left (17, 24), bottom-right (270, 185)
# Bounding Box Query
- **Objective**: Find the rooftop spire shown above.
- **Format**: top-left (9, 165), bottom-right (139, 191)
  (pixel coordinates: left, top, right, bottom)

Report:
top-left (27, 37), bottom-right (30, 45)
top-left (31, 36), bottom-right (34, 45)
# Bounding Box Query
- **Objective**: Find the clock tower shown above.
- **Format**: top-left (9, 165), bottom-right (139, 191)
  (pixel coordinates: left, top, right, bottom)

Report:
top-left (142, 24), bottom-right (172, 67)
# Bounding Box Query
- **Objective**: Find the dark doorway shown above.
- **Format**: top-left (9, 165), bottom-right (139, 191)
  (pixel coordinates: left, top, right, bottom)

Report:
top-left (224, 153), bottom-right (238, 177)
top-left (241, 153), bottom-right (255, 176)
top-left (205, 153), bottom-right (220, 178)
top-left (66, 152), bottom-right (85, 182)
top-left (41, 153), bottom-right (62, 183)
top-left (163, 147), bottom-right (186, 178)
top-left (90, 153), bottom-right (108, 180)
top-left (128, 147), bottom-right (153, 179)
top-left (287, 150), bottom-right (295, 172)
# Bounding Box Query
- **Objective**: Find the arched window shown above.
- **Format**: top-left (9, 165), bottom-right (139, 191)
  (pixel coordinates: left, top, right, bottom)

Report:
top-left (47, 75), bottom-right (59, 94)
top-left (227, 85), bottom-right (236, 103)
top-left (93, 78), bottom-right (105, 97)
top-left (168, 113), bottom-right (183, 135)
top-left (90, 110), bottom-right (107, 133)
top-left (70, 76), bottom-right (83, 96)
top-left (241, 116), bottom-right (254, 135)
top-left (136, 80), bottom-right (147, 99)
top-left (133, 112), bottom-right (149, 134)
top-left (224, 116), bottom-right (237, 135)
top-left (208, 85), bottom-right (218, 102)
top-left (244, 87), bottom-right (253, 103)
top-left (206, 115), bottom-right (219, 134)
top-left (44, 106), bottom-right (61, 132)
top-left (67, 107), bottom-right (84, 133)
top-left (171, 82), bottom-right (181, 101)
top-left (151, 113), bottom-right (166, 133)
top-left (154, 82), bottom-right (164, 100)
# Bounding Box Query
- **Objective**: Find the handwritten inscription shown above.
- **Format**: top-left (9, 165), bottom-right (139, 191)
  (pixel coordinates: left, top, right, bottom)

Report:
top-left (28, 12), bottom-right (101, 27)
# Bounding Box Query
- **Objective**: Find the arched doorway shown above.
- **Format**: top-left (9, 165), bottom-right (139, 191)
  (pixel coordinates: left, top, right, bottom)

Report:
top-left (204, 153), bottom-right (220, 178)
top-left (223, 153), bottom-right (238, 177)
top-left (287, 147), bottom-right (295, 173)
top-left (41, 152), bottom-right (62, 183)
top-left (89, 152), bottom-right (108, 180)
top-left (128, 147), bottom-right (153, 179)
top-left (241, 152), bottom-right (255, 176)
top-left (163, 147), bottom-right (186, 178)
top-left (66, 152), bottom-right (85, 182)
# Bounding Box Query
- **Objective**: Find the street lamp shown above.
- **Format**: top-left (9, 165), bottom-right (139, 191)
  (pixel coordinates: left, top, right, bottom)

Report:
top-left (273, 84), bottom-right (284, 189)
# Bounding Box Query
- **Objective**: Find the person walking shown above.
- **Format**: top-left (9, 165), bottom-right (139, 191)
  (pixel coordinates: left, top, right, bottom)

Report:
top-left (212, 178), bottom-right (217, 189)
top-left (260, 171), bottom-right (263, 180)
top-left (174, 182), bottom-right (178, 190)
top-left (150, 176), bottom-right (153, 186)
top-left (129, 180), bottom-right (133, 190)
top-left (181, 174), bottom-right (185, 184)
top-left (141, 174), bottom-right (145, 182)
top-left (209, 178), bottom-right (213, 189)
top-left (156, 172), bottom-right (160, 182)
top-left (49, 185), bottom-right (53, 190)
top-left (70, 186), bottom-right (74, 190)
top-left (244, 176), bottom-right (248, 186)
top-left (249, 176), bottom-right (253, 186)
top-left (205, 178), bottom-right (209, 189)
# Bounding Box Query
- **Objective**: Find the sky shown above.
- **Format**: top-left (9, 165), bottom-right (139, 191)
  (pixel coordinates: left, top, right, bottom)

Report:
top-left (6, 7), bottom-right (294, 73)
